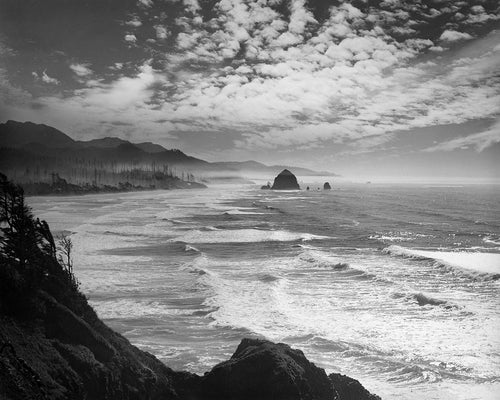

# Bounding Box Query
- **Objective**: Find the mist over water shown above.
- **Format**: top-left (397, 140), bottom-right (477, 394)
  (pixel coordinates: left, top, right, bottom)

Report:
top-left (29, 183), bottom-right (500, 400)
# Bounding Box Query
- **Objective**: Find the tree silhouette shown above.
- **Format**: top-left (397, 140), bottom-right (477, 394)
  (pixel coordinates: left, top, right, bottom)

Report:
top-left (0, 173), bottom-right (79, 315)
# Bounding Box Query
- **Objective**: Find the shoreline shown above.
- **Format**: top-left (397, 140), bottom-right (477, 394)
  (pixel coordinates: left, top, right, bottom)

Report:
top-left (20, 179), bottom-right (207, 197)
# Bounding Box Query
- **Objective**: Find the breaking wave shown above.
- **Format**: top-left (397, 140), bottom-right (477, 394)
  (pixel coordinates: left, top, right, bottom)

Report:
top-left (172, 228), bottom-right (331, 244)
top-left (384, 245), bottom-right (500, 281)
top-left (391, 291), bottom-right (458, 310)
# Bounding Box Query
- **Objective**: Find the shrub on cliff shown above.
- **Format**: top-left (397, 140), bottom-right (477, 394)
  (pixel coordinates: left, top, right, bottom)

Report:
top-left (0, 173), bottom-right (80, 316)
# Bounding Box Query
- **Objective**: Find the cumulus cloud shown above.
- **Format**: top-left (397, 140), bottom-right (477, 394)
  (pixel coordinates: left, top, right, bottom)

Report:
top-left (124, 34), bottom-right (137, 43)
top-left (440, 30), bottom-right (473, 42)
top-left (32, 70), bottom-right (60, 85)
top-left (69, 63), bottom-right (92, 77)
top-left (154, 25), bottom-right (168, 40)
top-left (138, 0), bottom-right (153, 8)
top-left (125, 16), bottom-right (142, 27)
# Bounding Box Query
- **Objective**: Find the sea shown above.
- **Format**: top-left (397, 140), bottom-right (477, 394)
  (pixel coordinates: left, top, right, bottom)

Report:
top-left (28, 181), bottom-right (500, 400)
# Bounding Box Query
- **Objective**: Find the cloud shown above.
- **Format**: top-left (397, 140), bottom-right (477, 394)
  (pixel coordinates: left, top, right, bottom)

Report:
top-left (69, 63), bottom-right (93, 77)
top-left (183, 0), bottom-right (200, 13)
top-left (124, 34), bottom-right (137, 43)
top-left (32, 70), bottom-right (60, 85)
top-left (424, 119), bottom-right (500, 152)
top-left (125, 16), bottom-right (142, 27)
top-left (440, 30), bottom-right (473, 42)
top-left (137, 0), bottom-right (153, 8)
top-left (154, 25), bottom-right (168, 40)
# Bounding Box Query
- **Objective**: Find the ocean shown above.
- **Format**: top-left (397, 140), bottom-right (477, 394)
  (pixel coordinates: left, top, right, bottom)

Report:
top-left (28, 182), bottom-right (500, 400)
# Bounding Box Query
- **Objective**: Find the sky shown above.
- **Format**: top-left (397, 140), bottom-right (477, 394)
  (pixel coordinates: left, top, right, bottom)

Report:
top-left (0, 0), bottom-right (499, 180)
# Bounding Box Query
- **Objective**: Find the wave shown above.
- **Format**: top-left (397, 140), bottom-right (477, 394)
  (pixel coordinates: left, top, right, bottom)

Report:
top-left (369, 232), bottom-right (435, 243)
top-left (483, 236), bottom-right (500, 246)
top-left (298, 249), bottom-right (378, 281)
top-left (222, 209), bottom-right (265, 215)
top-left (172, 229), bottom-right (331, 244)
top-left (189, 268), bottom-right (208, 276)
top-left (91, 298), bottom-right (190, 319)
top-left (184, 244), bottom-right (200, 253)
top-left (309, 336), bottom-right (475, 384)
top-left (391, 291), bottom-right (458, 309)
top-left (369, 234), bottom-right (412, 242)
top-left (384, 245), bottom-right (500, 280)
top-left (258, 273), bottom-right (280, 283)
top-left (168, 219), bottom-right (193, 225)
top-left (198, 226), bottom-right (220, 231)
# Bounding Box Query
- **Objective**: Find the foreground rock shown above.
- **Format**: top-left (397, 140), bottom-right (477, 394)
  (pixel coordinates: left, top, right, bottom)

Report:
top-left (202, 338), bottom-right (333, 399)
top-left (201, 339), bottom-right (380, 400)
top-left (271, 169), bottom-right (300, 190)
top-left (324, 182), bottom-right (332, 190)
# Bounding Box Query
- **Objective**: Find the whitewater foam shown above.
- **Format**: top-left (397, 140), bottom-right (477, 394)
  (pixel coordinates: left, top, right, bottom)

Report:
top-left (384, 245), bottom-right (500, 277)
top-left (172, 229), bottom-right (331, 244)
top-left (483, 236), bottom-right (500, 246)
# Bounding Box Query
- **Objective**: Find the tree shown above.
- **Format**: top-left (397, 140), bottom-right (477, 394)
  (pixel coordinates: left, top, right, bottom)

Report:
top-left (0, 173), bottom-right (80, 314)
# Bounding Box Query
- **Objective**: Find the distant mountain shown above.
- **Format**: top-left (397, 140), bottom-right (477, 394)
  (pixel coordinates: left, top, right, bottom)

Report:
top-left (0, 120), bottom-right (76, 148)
top-left (135, 142), bottom-right (168, 153)
top-left (0, 120), bottom-right (337, 178)
top-left (74, 138), bottom-right (167, 153)
top-left (210, 161), bottom-right (335, 177)
top-left (76, 137), bottom-right (130, 149)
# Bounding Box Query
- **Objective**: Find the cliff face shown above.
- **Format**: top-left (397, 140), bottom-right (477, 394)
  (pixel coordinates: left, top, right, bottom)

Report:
top-left (0, 306), bottom-right (380, 400)
top-left (0, 173), bottom-right (379, 400)
top-left (0, 294), bottom-right (181, 400)
top-left (271, 169), bottom-right (300, 190)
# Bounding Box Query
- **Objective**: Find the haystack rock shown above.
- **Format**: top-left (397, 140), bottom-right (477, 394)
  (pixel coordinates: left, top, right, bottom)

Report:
top-left (271, 169), bottom-right (300, 190)
top-left (323, 182), bottom-right (331, 190)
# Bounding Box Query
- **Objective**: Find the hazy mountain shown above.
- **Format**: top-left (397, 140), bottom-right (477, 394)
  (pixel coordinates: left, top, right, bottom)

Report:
top-left (0, 120), bottom-right (336, 177)
top-left (0, 120), bottom-right (76, 148)
top-left (135, 142), bottom-right (168, 153)
top-left (76, 137), bottom-right (130, 149)
top-left (211, 161), bottom-right (336, 177)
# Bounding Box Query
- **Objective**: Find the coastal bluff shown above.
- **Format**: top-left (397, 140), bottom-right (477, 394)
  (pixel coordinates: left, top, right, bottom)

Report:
top-left (271, 169), bottom-right (300, 190)
top-left (0, 174), bottom-right (379, 400)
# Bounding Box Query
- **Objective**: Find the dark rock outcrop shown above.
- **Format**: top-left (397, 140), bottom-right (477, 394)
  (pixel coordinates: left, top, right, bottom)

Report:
top-left (324, 182), bottom-right (331, 190)
top-left (271, 169), bottom-right (300, 190)
top-left (201, 338), bottom-right (333, 400)
top-left (329, 373), bottom-right (380, 400)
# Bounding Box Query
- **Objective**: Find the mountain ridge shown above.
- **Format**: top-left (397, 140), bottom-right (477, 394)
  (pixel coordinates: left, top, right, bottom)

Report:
top-left (0, 120), bottom-right (337, 177)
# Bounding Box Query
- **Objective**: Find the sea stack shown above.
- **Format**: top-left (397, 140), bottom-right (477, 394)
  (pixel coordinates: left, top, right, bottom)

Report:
top-left (323, 182), bottom-right (331, 190)
top-left (271, 169), bottom-right (300, 190)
